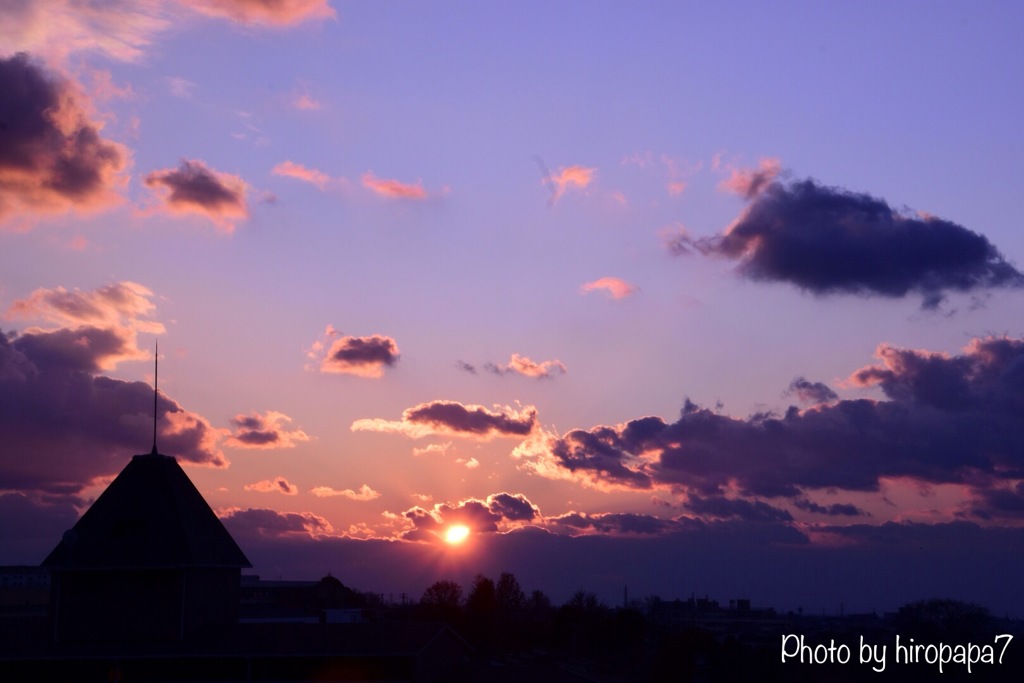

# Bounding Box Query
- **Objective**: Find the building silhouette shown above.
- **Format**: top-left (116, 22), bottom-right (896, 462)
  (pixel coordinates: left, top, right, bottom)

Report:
top-left (42, 446), bottom-right (250, 644)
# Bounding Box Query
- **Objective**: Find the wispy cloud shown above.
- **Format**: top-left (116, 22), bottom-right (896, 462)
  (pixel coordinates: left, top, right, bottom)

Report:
top-left (481, 353), bottom-right (567, 379)
top-left (0, 0), bottom-right (170, 63)
top-left (179, 0), bottom-right (336, 26)
top-left (272, 160), bottom-right (333, 189)
top-left (580, 277), bottom-right (639, 299)
top-left (310, 484), bottom-right (381, 501)
top-left (361, 171), bottom-right (428, 200)
top-left (166, 76), bottom-right (196, 98)
top-left (245, 476), bottom-right (299, 495)
top-left (543, 164), bottom-right (595, 204)
top-left (716, 156), bottom-right (782, 199)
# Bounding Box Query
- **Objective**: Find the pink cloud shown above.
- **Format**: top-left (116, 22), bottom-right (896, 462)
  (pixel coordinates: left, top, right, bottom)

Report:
top-left (245, 476), bottom-right (298, 495)
top-left (717, 157), bottom-right (782, 199)
top-left (310, 484), bottom-right (381, 501)
top-left (178, 0), bottom-right (335, 26)
top-left (361, 171), bottom-right (428, 200)
top-left (143, 158), bottom-right (249, 232)
top-left (225, 410), bottom-right (311, 449)
top-left (0, 1), bottom-right (169, 63)
top-left (412, 442), bottom-right (452, 457)
top-left (484, 353), bottom-right (567, 379)
top-left (291, 92), bottom-right (321, 110)
top-left (7, 281), bottom-right (162, 333)
top-left (0, 55), bottom-right (129, 228)
top-left (546, 165), bottom-right (595, 204)
top-left (272, 160), bottom-right (331, 189)
top-left (6, 281), bottom-right (165, 370)
top-left (580, 277), bottom-right (639, 299)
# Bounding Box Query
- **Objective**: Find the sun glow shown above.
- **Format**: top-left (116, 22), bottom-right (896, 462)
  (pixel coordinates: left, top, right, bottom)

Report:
top-left (444, 524), bottom-right (470, 545)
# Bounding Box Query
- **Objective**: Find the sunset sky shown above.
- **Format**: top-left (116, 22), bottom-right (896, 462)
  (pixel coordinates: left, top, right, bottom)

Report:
top-left (3, 1), bottom-right (1024, 616)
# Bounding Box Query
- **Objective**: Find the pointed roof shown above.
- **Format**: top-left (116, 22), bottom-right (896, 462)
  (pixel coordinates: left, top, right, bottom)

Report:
top-left (43, 451), bottom-right (250, 569)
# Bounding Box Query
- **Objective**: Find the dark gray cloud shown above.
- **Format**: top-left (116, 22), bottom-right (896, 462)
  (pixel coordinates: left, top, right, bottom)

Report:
top-left (520, 335), bottom-right (1024, 509)
top-left (144, 158), bottom-right (248, 229)
top-left (544, 511), bottom-right (685, 536)
top-left (965, 482), bottom-right (1024, 521)
top-left (354, 400), bottom-right (537, 440)
top-left (786, 376), bottom-right (838, 404)
top-left (549, 427), bottom-right (653, 489)
top-left (0, 53), bottom-right (128, 222)
top-left (8, 325), bottom-right (136, 373)
top-left (484, 492), bottom-right (539, 522)
top-left (321, 334), bottom-right (400, 377)
top-left (220, 507), bottom-right (331, 538)
top-left (405, 401), bottom-right (536, 436)
top-left (684, 495), bottom-right (793, 522)
top-left (225, 410), bottom-right (309, 449)
top-left (0, 327), bottom-right (225, 498)
top-left (792, 498), bottom-right (867, 517)
top-left (673, 179), bottom-right (1024, 309)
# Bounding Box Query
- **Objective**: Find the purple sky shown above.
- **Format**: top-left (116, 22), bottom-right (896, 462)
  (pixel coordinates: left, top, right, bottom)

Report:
top-left (2, 1), bottom-right (1024, 617)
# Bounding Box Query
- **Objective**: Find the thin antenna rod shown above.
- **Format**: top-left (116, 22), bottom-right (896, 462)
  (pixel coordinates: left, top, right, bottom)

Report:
top-left (152, 341), bottom-right (158, 455)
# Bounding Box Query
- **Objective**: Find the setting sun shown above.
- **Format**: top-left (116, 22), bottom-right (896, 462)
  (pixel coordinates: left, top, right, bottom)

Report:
top-left (444, 524), bottom-right (470, 545)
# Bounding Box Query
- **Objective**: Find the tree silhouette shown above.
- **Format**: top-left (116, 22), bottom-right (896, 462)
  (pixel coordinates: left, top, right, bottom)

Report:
top-left (496, 572), bottom-right (526, 615)
top-left (419, 579), bottom-right (462, 622)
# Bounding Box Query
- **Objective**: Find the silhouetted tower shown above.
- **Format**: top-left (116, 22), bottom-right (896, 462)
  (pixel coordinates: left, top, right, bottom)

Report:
top-left (42, 350), bottom-right (250, 643)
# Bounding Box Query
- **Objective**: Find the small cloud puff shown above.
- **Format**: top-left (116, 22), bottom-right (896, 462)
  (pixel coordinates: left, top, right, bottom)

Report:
top-left (143, 159), bottom-right (249, 232)
top-left (580, 277), bottom-right (639, 300)
top-left (272, 160), bottom-right (332, 189)
top-left (225, 410), bottom-right (310, 449)
top-left (785, 377), bottom-right (838, 405)
top-left (546, 165), bottom-right (595, 204)
top-left (311, 328), bottom-right (400, 378)
top-left (481, 353), bottom-right (567, 379)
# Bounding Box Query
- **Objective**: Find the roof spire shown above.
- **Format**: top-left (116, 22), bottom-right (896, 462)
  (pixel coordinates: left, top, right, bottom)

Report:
top-left (151, 341), bottom-right (159, 455)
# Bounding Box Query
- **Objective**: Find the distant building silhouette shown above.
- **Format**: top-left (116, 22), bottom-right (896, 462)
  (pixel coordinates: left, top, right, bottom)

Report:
top-left (42, 448), bottom-right (251, 643)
